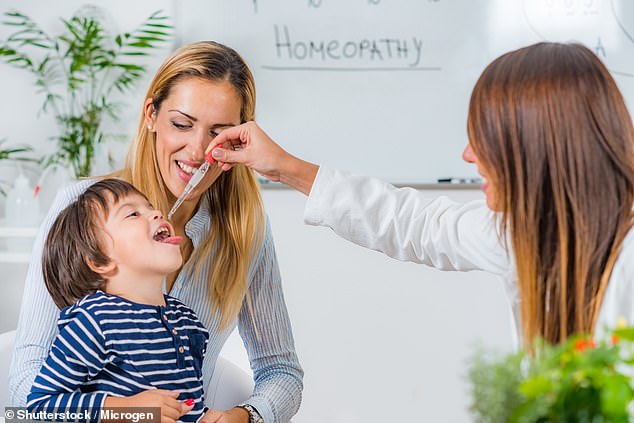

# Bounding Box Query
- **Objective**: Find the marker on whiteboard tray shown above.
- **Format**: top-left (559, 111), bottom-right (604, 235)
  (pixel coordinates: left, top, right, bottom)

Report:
top-left (437, 177), bottom-right (482, 184)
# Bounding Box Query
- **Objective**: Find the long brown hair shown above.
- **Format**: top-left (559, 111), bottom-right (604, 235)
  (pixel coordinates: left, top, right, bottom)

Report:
top-left (115, 41), bottom-right (265, 329)
top-left (467, 42), bottom-right (634, 345)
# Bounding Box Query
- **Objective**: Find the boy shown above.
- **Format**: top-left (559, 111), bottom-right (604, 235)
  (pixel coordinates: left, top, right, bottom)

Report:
top-left (27, 179), bottom-right (208, 423)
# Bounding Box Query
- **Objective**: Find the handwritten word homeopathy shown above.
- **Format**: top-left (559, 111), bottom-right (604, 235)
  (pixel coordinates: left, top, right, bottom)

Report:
top-left (272, 25), bottom-right (428, 68)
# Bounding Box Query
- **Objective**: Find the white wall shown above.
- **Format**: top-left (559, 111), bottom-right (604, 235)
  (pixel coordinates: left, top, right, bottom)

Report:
top-left (259, 188), bottom-right (512, 423)
top-left (0, 1), bottom-right (514, 422)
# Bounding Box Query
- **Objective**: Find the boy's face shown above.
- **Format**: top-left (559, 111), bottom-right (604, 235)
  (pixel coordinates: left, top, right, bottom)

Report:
top-left (99, 192), bottom-right (183, 278)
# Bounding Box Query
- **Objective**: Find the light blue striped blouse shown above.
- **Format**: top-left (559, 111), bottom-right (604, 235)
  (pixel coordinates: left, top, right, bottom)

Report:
top-left (9, 179), bottom-right (303, 423)
top-left (28, 291), bottom-right (209, 422)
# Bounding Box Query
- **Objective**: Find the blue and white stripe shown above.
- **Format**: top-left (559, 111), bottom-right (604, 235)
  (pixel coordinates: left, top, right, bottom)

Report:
top-left (27, 291), bottom-right (208, 422)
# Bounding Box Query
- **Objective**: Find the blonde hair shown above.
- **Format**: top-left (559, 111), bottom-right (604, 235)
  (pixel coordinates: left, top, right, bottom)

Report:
top-left (115, 41), bottom-right (264, 329)
top-left (467, 42), bottom-right (634, 345)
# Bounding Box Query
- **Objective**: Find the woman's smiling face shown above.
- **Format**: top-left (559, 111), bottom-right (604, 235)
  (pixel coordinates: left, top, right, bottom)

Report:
top-left (146, 77), bottom-right (242, 202)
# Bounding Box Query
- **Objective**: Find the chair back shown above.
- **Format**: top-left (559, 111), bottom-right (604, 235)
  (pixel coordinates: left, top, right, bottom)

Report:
top-left (0, 330), bottom-right (17, 407)
top-left (205, 356), bottom-right (254, 410)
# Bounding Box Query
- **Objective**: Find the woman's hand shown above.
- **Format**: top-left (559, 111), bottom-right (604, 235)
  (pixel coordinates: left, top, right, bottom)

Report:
top-left (200, 407), bottom-right (250, 423)
top-left (104, 390), bottom-right (194, 423)
top-left (207, 121), bottom-right (319, 195)
top-left (207, 121), bottom-right (289, 180)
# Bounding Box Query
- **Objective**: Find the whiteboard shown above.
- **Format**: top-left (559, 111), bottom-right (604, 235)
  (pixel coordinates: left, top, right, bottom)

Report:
top-left (175, 0), bottom-right (634, 184)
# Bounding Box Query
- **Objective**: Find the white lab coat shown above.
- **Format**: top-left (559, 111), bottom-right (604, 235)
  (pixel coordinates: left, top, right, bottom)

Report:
top-left (304, 166), bottom-right (634, 345)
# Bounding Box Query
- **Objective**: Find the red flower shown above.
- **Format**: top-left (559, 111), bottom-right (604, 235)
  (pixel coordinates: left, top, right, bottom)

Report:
top-left (574, 339), bottom-right (597, 352)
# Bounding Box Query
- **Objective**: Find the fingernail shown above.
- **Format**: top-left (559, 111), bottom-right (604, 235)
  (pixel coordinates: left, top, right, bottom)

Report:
top-left (212, 149), bottom-right (222, 158)
top-left (184, 398), bottom-right (195, 406)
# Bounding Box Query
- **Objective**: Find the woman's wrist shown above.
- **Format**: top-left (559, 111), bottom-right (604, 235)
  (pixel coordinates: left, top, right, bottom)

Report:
top-left (279, 153), bottom-right (319, 196)
top-left (230, 406), bottom-right (251, 423)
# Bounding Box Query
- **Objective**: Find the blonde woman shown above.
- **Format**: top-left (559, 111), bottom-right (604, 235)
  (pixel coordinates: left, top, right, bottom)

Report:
top-left (10, 41), bottom-right (303, 423)
top-left (209, 42), bottom-right (634, 347)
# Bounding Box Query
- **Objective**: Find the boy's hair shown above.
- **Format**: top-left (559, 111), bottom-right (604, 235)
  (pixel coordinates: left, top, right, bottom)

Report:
top-left (42, 178), bottom-right (145, 309)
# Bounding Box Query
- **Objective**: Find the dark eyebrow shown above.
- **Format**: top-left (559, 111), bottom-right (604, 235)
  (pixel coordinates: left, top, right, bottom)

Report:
top-left (168, 109), bottom-right (198, 121)
top-left (168, 109), bottom-right (237, 129)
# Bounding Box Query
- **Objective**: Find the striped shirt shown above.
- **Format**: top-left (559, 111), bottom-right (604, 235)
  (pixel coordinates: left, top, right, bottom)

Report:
top-left (27, 291), bottom-right (209, 422)
top-left (10, 179), bottom-right (303, 423)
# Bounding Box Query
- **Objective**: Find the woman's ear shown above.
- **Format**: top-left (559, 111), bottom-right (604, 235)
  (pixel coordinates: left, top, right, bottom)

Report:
top-left (144, 98), bottom-right (157, 132)
top-left (86, 256), bottom-right (117, 278)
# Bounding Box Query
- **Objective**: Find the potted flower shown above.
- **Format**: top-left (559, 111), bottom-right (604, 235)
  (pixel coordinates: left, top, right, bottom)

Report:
top-left (469, 323), bottom-right (634, 423)
top-left (0, 5), bottom-right (172, 177)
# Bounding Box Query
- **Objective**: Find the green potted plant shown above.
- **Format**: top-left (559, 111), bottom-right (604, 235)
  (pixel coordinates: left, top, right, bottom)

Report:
top-left (0, 5), bottom-right (172, 177)
top-left (469, 324), bottom-right (634, 423)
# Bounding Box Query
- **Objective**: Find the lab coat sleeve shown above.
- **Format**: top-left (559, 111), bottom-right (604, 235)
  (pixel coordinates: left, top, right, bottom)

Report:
top-left (304, 166), bottom-right (510, 275)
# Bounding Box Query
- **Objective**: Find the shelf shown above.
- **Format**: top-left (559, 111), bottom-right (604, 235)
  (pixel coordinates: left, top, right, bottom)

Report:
top-left (0, 251), bottom-right (32, 263)
top-left (0, 219), bottom-right (39, 238)
top-left (0, 221), bottom-right (39, 263)
top-left (0, 226), bottom-right (38, 237)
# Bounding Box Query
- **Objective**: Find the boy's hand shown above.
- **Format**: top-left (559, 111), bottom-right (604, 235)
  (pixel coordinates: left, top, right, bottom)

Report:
top-left (104, 390), bottom-right (194, 423)
top-left (200, 407), bottom-right (249, 423)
